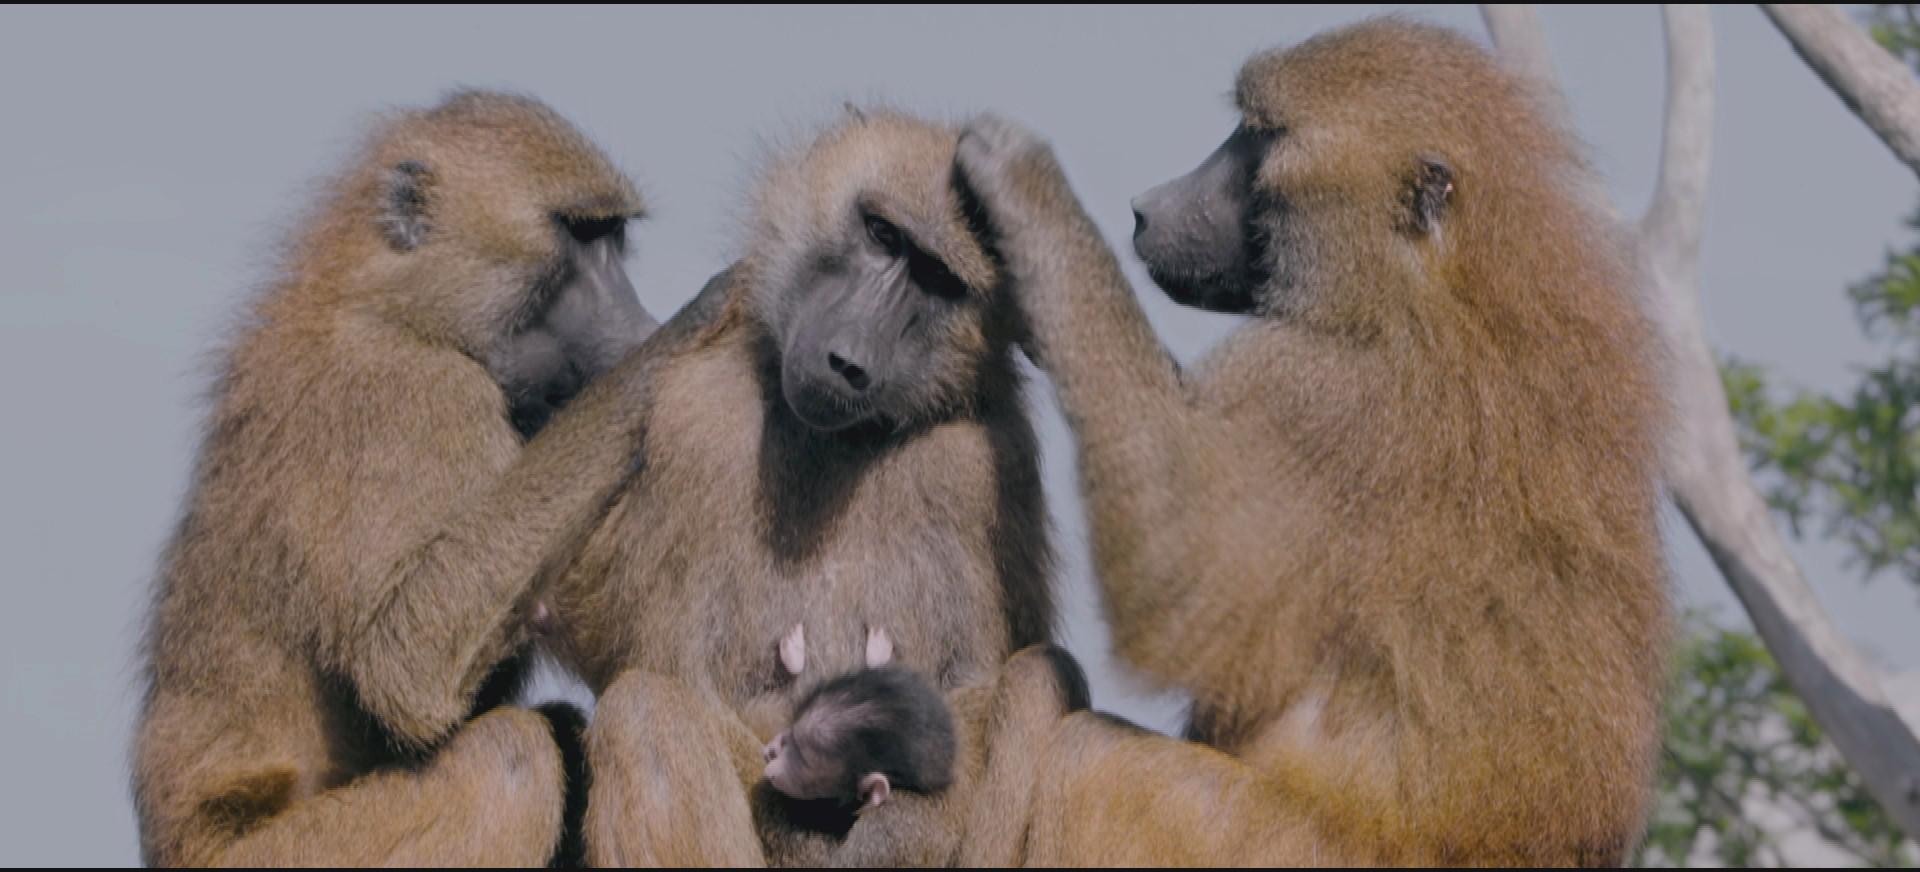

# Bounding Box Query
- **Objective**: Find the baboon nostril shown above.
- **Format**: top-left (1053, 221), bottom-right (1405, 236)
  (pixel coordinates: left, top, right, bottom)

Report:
top-left (1132, 206), bottom-right (1151, 239)
top-left (829, 352), bottom-right (870, 391)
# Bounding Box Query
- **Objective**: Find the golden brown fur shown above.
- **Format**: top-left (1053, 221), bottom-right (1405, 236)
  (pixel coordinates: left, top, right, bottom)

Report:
top-left (954, 19), bottom-right (1670, 865)
top-left (133, 91), bottom-right (668, 866)
top-left (539, 110), bottom-right (1067, 866)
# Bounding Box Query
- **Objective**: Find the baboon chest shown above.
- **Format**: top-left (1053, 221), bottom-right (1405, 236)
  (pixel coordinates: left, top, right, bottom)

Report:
top-left (613, 344), bottom-right (1011, 718)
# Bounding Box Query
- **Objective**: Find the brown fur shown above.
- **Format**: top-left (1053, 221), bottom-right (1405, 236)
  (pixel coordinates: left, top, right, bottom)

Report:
top-left (132, 90), bottom-right (669, 866)
top-left (955, 19), bottom-right (1670, 865)
top-left (540, 109), bottom-right (1061, 867)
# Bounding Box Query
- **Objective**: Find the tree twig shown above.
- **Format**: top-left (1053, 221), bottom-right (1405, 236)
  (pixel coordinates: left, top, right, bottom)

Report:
top-left (1763, 4), bottom-right (1920, 180)
top-left (1480, 5), bottom-right (1558, 86)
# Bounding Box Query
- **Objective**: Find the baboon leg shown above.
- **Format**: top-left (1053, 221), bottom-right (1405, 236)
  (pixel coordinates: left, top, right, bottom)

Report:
top-left (583, 670), bottom-right (766, 867)
top-left (217, 708), bottom-right (565, 867)
top-left (1017, 712), bottom-right (1342, 867)
top-left (951, 645), bottom-right (1090, 867)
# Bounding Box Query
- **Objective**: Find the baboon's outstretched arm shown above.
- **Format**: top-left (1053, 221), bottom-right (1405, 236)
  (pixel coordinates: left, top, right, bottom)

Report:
top-left (955, 120), bottom-right (1220, 642)
top-left (340, 333), bottom-right (686, 749)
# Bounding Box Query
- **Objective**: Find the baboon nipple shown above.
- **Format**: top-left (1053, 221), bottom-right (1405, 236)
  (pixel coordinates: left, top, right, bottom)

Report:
top-left (779, 623), bottom-right (807, 677)
top-left (827, 351), bottom-right (870, 392)
top-left (865, 626), bottom-right (894, 667)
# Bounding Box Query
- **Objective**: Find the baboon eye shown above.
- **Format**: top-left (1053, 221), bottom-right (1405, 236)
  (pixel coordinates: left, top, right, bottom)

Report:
top-left (865, 214), bottom-right (904, 256)
top-left (562, 215), bottom-right (626, 245)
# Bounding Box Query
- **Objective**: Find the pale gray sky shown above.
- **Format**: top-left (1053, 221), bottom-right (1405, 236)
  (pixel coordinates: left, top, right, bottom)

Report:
top-left (1, 5), bottom-right (1915, 866)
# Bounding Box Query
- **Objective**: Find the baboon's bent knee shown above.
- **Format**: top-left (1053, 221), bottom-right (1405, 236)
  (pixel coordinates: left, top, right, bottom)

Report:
top-left (1003, 644), bottom-right (1091, 714)
top-left (457, 708), bottom-right (567, 800)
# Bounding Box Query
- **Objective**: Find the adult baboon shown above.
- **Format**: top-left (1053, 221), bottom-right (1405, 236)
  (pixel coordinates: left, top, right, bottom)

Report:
top-left (537, 109), bottom-right (1078, 866)
top-left (133, 90), bottom-right (670, 866)
top-left (954, 18), bottom-right (1670, 866)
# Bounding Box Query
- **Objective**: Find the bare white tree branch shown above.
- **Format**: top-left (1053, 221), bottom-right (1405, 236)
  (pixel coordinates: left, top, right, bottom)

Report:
top-left (1481, 3), bottom-right (1920, 837)
top-left (1480, 5), bottom-right (1558, 85)
top-left (1639, 5), bottom-right (1712, 271)
top-left (1763, 4), bottom-right (1920, 180)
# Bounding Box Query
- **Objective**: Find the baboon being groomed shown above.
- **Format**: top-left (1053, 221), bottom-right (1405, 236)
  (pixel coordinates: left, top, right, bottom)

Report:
top-left (536, 108), bottom-right (1085, 867)
top-left (953, 18), bottom-right (1670, 866)
top-left (132, 90), bottom-right (674, 866)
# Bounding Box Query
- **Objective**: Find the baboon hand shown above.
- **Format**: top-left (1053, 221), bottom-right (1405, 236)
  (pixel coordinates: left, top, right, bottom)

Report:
top-left (954, 114), bottom-right (1067, 236)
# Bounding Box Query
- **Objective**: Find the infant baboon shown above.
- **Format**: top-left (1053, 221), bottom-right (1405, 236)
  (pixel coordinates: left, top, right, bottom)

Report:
top-left (133, 91), bottom-right (669, 866)
top-left (955, 18), bottom-right (1669, 866)
top-left (540, 108), bottom-right (1077, 867)
top-left (763, 624), bottom-right (952, 814)
top-left (762, 666), bottom-right (959, 815)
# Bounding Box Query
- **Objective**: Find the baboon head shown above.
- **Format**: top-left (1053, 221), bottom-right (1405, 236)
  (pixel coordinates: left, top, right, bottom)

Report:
top-left (762, 666), bottom-right (956, 810)
top-left (1131, 19), bottom-right (1573, 325)
top-left (744, 109), bottom-right (1002, 434)
top-left (349, 90), bottom-right (656, 435)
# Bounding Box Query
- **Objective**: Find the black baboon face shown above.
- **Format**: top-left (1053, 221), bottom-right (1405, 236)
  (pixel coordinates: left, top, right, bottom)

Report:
top-left (773, 204), bottom-right (985, 434)
top-left (1131, 126), bottom-right (1272, 315)
top-left (490, 216), bottom-right (657, 437)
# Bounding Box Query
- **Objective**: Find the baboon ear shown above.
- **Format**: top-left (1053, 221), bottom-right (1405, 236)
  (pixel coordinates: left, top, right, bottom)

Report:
top-left (1404, 154), bottom-right (1455, 237)
top-left (377, 160), bottom-right (434, 252)
top-left (842, 102), bottom-right (869, 124)
top-left (857, 773), bottom-right (891, 813)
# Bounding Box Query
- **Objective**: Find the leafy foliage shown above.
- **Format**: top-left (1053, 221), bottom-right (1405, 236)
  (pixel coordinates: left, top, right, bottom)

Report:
top-left (1636, 618), bottom-right (1914, 866)
top-left (1723, 209), bottom-right (1920, 586)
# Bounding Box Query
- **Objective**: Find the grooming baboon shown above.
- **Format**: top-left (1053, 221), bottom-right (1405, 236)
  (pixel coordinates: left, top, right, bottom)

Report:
top-left (955, 18), bottom-right (1670, 865)
top-left (132, 90), bottom-right (672, 866)
top-left (536, 109), bottom-right (1075, 866)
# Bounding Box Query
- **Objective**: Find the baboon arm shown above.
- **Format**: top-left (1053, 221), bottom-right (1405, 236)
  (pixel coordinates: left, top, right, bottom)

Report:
top-left (583, 669), bottom-right (768, 867)
top-left (955, 121), bottom-right (1205, 614)
top-left (343, 290), bottom-right (725, 749)
top-left (212, 708), bottom-right (565, 868)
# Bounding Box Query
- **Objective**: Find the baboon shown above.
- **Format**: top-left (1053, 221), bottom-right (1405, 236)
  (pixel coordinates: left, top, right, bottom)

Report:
top-left (762, 665), bottom-right (959, 815)
top-left (954, 18), bottom-right (1671, 866)
top-left (536, 109), bottom-right (1078, 866)
top-left (132, 90), bottom-right (673, 866)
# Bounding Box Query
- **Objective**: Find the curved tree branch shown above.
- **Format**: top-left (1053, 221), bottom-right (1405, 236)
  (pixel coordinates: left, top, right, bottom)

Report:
top-left (1639, 5), bottom-right (1713, 271)
top-left (1480, 5), bottom-right (1558, 86)
top-left (1480, 3), bottom-right (1920, 838)
top-left (1763, 4), bottom-right (1920, 181)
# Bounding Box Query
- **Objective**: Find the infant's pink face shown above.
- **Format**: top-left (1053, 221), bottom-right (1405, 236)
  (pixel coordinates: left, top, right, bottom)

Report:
top-left (762, 730), bottom-right (810, 798)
